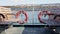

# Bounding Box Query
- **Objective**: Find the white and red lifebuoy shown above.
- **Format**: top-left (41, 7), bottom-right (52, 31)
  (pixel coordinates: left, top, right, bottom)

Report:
top-left (15, 10), bottom-right (28, 24)
top-left (38, 10), bottom-right (51, 24)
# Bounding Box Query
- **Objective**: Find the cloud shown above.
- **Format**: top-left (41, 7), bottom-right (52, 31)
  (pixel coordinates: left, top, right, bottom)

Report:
top-left (10, 0), bottom-right (19, 2)
top-left (0, 0), bottom-right (60, 6)
top-left (9, 0), bottom-right (60, 4)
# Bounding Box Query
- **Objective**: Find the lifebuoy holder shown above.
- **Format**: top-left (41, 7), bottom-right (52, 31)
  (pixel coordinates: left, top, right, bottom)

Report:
top-left (38, 11), bottom-right (51, 24)
top-left (16, 10), bottom-right (28, 24)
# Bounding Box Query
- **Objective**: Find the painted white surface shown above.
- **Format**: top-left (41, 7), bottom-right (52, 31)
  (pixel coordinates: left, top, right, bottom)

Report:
top-left (5, 27), bottom-right (24, 34)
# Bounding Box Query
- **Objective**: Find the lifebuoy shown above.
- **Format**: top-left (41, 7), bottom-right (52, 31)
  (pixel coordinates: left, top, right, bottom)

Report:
top-left (38, 11), bottom-right (51, 24)
top-left (0, 13), bottom-right (5, 19)
top-left (16, 10), bottom-right (28, 24)
top-left (0, 13), bottom-right (5, 21)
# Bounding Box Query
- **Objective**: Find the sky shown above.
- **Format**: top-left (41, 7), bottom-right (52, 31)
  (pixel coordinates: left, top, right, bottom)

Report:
top-left (0, 0), bottom-right (60, 6)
